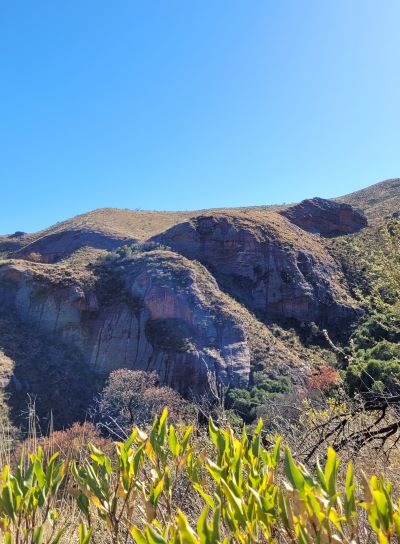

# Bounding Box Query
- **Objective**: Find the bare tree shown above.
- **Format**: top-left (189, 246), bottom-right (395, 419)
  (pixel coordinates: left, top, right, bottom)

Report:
top-left (93, 369), bottom-right (192, 438)
top-left (258, 379), bottom-right (400, 468)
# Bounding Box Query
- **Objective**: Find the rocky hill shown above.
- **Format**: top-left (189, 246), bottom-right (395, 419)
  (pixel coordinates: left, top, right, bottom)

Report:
top-left (153, 210), bottom-right (358, 326)
top-left (0, 179), bottom-right (398, 429)
top-left (280, 197), bottom-right (367, 235)
top-left (336, 178), bottom-right (400, 222)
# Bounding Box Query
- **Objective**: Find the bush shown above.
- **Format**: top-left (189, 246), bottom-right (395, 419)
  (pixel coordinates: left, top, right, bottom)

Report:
top-left (15, 421), bottom-right (112, 465)
top-left (226, 375), bottom-right (291, 423)
top-left (102, 242), bottom-right (172, 262)
top-left (306, 364), bottom-right (341, 392)
top-left (97, 369), bottom-right (192, 436)
top-left (1, 411), bottom-right (400, 543)
top-left (344, 313), bottom-right (400, 398)
top-left (346, 358), bottom-right (400, 396)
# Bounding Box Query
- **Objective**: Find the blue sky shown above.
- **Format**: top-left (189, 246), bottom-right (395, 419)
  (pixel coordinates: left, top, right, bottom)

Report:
top-left (1, 1), bottom-right (400, 233)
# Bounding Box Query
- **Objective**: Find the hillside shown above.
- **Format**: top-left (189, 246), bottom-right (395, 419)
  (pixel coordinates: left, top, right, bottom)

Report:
top-left (5, 208), bottom-right (194, 262)
top-left (1, 206), bottom-right (287, 263)
top-left (336, 178), bottom-right (400, 222)
top-left (153, 209), bottom-right (358, 327)
top-left (3, 177), bottom-right (399, 262)
top-left (0, 178), bottom-right (399, 433)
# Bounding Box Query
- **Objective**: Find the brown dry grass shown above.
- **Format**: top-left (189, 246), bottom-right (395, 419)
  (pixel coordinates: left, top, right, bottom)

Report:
top-left (2, 177), bottom-right (399, 256)
top-left (0, 259), bottom-right (95, 287)
top-left (4, 176), bottom-right (398, 268)
top-left (4, 204), bottom-right (285, 250)
top-left (336, 177), bottom-right (400, 222)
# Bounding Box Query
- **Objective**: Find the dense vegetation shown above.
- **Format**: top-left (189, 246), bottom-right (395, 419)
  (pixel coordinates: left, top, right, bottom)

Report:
top-left (2, 410), bottom-right (400, 543)
top-left (334, 218), bottom-right (400, 397)
top-left (226, 374), bottom-right (291, 423)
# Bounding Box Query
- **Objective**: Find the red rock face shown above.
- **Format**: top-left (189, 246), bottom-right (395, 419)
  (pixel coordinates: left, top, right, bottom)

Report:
top-left (280, 198), bottom-right (368, 236)
top-left (153, 212), bottom-right (358, 327)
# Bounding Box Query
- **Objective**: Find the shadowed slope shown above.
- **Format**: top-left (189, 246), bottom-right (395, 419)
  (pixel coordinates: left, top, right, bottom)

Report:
top-left (0, 249), bottom-right (305, 405)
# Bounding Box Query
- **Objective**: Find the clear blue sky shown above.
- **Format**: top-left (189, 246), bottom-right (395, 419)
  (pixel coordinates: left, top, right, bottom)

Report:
top-left (1, 1), bottom-right (400, 233)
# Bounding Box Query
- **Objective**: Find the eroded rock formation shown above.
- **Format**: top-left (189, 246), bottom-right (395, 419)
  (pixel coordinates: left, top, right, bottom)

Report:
top-left (280, 198), bottom-right (367, 236)
top-left (0, 251), bottom-right (302, 397)
top-left (0, 203), bottom-right (365, 419)
top-left (153, 211), bottom-right (358, 326)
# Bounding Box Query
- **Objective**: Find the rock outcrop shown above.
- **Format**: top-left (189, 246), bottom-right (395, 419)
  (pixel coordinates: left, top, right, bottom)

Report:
top-left (0, 203), bottom-right (366, 418)
top-left (280, 198), bottom-right (367, 236)
top-left (0, 233), bottom-right (30, 254)
top-left (153, 211), bottom-right (359, 326)
top-left (0, 252), bottom-right (302, 397)
top-left (4, 208), bottom-right (196, 262)
top-left (15, 228), bottom-right (135, 263)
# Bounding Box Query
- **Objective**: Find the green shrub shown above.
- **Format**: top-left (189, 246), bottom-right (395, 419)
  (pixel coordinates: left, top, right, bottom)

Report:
top-left (227, 375), bottom-right (291, 422)
top-left (2, 410), bottom-right (400, 542)
top-left (346, 358), bottom-right (400, 396)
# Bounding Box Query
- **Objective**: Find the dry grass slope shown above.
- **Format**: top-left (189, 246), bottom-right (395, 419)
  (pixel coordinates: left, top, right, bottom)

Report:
top-left (336, 178), bottom-right (400, 222)
top-left (11, 205), bottom-right (284, 246)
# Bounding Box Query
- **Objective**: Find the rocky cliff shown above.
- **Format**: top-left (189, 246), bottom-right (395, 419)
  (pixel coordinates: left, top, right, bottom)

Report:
top-left (0, 251), bottom-right (303, 400)
top-left (153, 211), bottom-right (358, 327)
top-left (0, 198), bottom-right (369, 426)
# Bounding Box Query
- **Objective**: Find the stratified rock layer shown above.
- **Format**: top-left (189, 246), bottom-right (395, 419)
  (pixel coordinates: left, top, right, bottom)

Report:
top-left (153, 211), bottom-right (358, 326)
top-left (0, 252), bottom-right (302, 396)
top-left (0, 203), bottom-right (365, 409)
top-left (280, 198), bottom-right (367, 236)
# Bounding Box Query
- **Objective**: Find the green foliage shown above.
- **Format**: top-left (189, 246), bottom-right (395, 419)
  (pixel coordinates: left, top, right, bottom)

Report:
top-left (102, 242), bottom-right (172, 263)
top-left (226, 375), bottom-right (291, 422)
top-left (344, 314), bottom-right (400, 396)
top-left (335, 220), bottom-right (400, 397)
top-left (3, 411), bottom-right (400, 542)
top-left (335, 218), bottom-right (400, 310)
top-left (350, 312), bottom-right (400, 351)
top-left (346, 359), bottom-right (400, 396)
top-left (72, 408), bottom-right (194, 543)
top-left (0, 448), bottom-right (66, 543)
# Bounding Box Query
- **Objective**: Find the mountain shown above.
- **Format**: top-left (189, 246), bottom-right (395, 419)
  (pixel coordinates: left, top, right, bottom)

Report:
top-left (0, 206), bottom-right (287, 262)
top-left (0, 179), bottom-right (398, 430)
